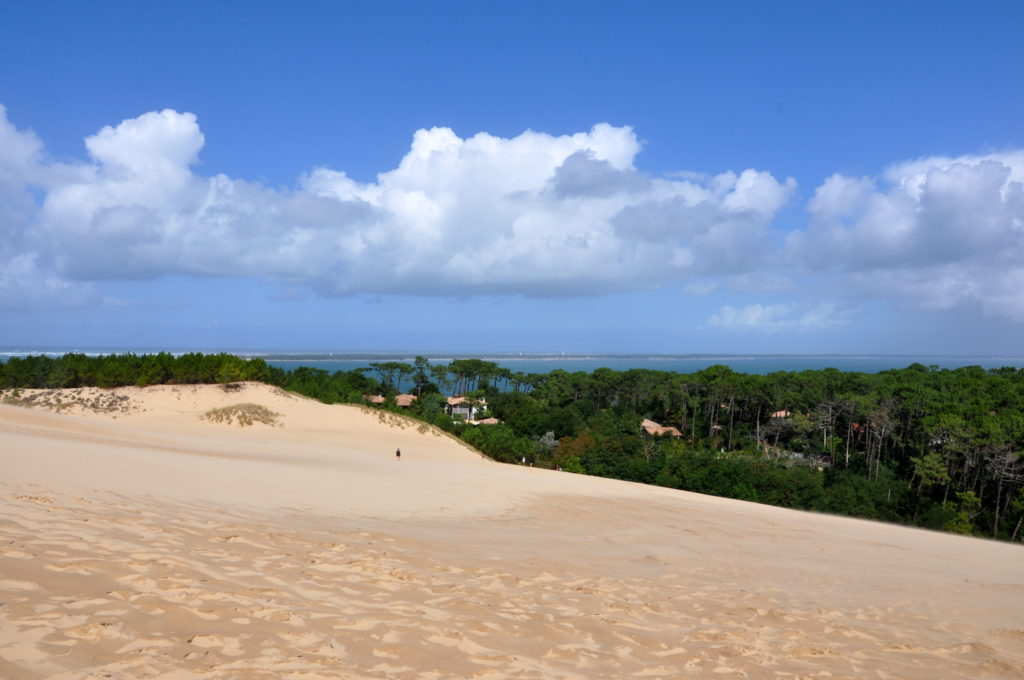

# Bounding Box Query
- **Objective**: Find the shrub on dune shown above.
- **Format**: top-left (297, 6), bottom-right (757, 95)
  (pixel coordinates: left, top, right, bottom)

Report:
top-left (201, 403), bottom-right (280, 427)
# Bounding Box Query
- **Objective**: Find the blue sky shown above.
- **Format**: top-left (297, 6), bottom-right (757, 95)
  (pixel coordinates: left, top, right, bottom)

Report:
top-left (2, 1), bottom-right (1023, 354)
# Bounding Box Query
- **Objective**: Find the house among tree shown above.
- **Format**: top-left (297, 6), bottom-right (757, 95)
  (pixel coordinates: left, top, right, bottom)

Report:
top-left (395, 394), bottom-right (417, 407)
top-left (771, 410), bottom-right (791, 418)
top-left (445, 395), bottom-right (487, 421)
top-left (641, 418), bottom-right (683, 438)
top-left (364, 394), bottom-right (386, 405)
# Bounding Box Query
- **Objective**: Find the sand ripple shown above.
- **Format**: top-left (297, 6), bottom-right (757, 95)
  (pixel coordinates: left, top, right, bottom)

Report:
top-left (2, 489), bottom-right (1022, 680)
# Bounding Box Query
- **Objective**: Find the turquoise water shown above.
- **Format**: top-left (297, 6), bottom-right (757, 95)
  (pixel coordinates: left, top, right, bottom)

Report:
top-left (259, 354), bottom-right (1024, 376)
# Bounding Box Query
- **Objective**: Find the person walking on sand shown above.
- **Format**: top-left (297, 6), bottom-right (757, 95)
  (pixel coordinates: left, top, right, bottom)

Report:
top-left (395, 448), bottom-right (401, 461)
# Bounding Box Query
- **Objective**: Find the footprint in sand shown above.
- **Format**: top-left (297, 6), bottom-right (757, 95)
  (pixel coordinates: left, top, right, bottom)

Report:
top-left (63, 597), bottom-right (115, 610)
top-left (63, 620), bottom-right (127, 644)
top-left (187, 633), bottom-right (246, 656)
top-left (115, 638), bottom-right (175, 654)
top-left (941, 641), bottom-right (996, 655)
top-left (15, 495), bottom-right (54, 505)
top-left (789, 644), bottom-right (836, 658)
top-left (885, 641), bottom-right (927, 653)
top-left (277, 631), bottom-right (323, 647)
top-left (689, 630), bottom-right (734, 643)
top-left (43, 561), bottom-right (94, 575)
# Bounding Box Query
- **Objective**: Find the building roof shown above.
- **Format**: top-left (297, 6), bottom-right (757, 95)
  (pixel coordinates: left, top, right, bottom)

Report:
top-left (641, 418), bottom-right (661, 432)
top-left (641, 418), bottom-right (682, 437)
top-left (364, 394), bottom-right (385, 404)
top-left (447, 395), bottom-right (487, 406)
top-left (395, 394), bottom-right (417, 407)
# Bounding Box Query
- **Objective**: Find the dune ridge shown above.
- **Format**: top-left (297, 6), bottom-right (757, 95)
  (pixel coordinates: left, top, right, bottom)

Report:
top-left (2, 383), bottom-right (1023, 679)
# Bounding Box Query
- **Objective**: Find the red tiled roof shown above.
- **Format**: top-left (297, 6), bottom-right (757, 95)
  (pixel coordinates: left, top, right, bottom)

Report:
top-left (641, 418), bottom-right (661, 434)
top-left (641, 418), bottom-right (682, 437)
top-left (447, 395), bottom-right (486, 406)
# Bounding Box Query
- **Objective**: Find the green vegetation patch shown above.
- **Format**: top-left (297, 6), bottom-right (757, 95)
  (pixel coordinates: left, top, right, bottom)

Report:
top-left (1, 388), bottom-right (136, 414)
top-left (202, 403), bottom-right (280, 427)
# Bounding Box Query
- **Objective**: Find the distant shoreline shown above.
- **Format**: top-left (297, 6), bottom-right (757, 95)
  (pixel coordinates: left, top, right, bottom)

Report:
top-left (6, 350), bottom-right (1023, 376)
top-left (5, 350), bottom-right (1024, 361)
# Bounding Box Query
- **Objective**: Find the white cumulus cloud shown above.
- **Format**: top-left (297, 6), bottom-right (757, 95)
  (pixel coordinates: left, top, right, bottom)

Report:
top-left (788, 150), bottom-right (1024, 320)
top-left (1, 107), bottom-right (797, 302)
top-left (705, 303), bottom-right (846, 333)
top-left (3, 104), bottom-right (1024, 327)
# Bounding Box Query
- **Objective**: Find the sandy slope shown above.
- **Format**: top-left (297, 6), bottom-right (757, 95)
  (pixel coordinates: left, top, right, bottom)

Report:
top-left (1, 383), bottom-right (1022, 679)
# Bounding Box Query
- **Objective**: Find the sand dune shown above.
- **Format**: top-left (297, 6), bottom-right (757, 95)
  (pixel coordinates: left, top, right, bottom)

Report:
top-left (1, 383), bottom-right (1022, 679)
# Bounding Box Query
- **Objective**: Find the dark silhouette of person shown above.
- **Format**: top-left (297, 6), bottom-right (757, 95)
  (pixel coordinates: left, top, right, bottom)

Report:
top-left (396, 448), bottom-right (401, 460)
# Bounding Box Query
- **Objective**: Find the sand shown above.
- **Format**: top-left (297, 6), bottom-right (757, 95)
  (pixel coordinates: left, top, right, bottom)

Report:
top-left (1, 382), bottom-right (1022, 679)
